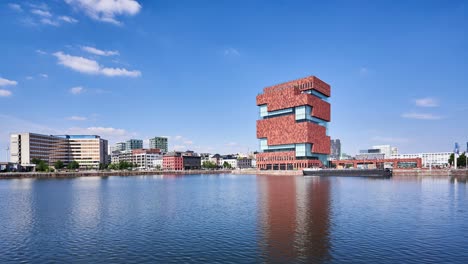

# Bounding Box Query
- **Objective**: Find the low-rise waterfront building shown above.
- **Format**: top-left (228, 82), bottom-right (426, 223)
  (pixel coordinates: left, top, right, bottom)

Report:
top-left (392, 152), bottom-right (452, 168)
top-left (10, 133), bottom-right (108, 169)
top-left (163, 152), bottom-right (183, 170)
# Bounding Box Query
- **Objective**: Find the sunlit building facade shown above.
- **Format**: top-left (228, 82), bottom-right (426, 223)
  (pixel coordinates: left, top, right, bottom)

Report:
top-left (256, 76), bottom-right (331, 169)
top-left (10, 133), bottom-right (108, 168)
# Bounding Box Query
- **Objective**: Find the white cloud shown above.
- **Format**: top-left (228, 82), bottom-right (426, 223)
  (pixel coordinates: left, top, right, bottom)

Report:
top-left (82, 46), bottom-right (119, 56)
top-left (31, 9), bottom-right (52, 17)
top-left (39, 73), bottom-right (48, 78)
top-left (226, 142), bottom-right (238, 146)
top-left (415, 97), bottom-right (439, 107)
top-left (26, 76), bottom-right (34, 80)
top-left (401, 112), bottom-right (442, 120)
top-left (53, 51), bottom-right (141, 77)
top-left (66, 116), bottom-right (87, 121)
top-left (66, 126), bottom-right (136, 143)
top-left (371, 136), bottom-right (409, 143)
top-left (70, 86), bottom-right (84, 94)
top-left (174, 135), bottom-right (183, 140)
top-left (8, 3), bottom-right (23, 12)
top-left (58, 16), bottom-right (78, 23)
top-left (0, 89), bottom-right (12, 97)
top-left (224, 48), bottom-right (240, 56)
top-left (65, 0), bottom-right (142, 25)
top-left (40, 18), bottom-right (60, 26)
top-left (0, 77), bottom-right (17, 87)
top-left (36, 49), bottom-right (47, 55)
top-left (0, 77), bottom-right (18, 87)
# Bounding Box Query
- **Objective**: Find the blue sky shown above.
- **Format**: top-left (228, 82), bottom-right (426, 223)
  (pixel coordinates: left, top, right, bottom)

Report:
top-left (0, 0), bottom-right (467, 160)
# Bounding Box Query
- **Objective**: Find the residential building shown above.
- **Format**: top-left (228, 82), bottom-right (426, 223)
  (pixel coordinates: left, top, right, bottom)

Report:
top-left (163, 152), bottom-right (183, 170)
top-left (392, 152), bottom-right (452, 168)
top-left (331, 139), bottom-right (341, 160)
top-left (115, 142), bottom-right (127, 152)
top-left (10, 133), bottom-right (108, 169)
top-left (152, 157), bottom-right (163, 169)
top-left (182, 156), bottom-right (201, 170)
top-left (111, 148), bottom-right (162, 169)
top-left (209, 154), bottom-right (222, 167)
top-left (224, 157), bottom-right (253, 169)
top-left (125, 139), bottom-right (143, 151)
top-left (223, 158), bottom-right (238, 168)
top-left (149, 137), bottom-right (168, 153)
top-left (256, 75), bottom-right (331, 170)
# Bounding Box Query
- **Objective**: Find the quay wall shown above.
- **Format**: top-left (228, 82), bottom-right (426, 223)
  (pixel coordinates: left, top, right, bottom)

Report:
top-left (393, 169), bottom-right (468, 177)
top-left (0, 170), bottom-right (233, 179)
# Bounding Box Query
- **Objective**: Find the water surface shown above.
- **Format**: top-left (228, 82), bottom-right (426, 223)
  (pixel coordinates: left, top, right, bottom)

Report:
top-left (0, 174), bottom-right (467, 263)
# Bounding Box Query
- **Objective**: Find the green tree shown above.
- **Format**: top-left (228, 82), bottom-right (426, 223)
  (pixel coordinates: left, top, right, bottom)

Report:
top-left (448, 152), bottom-right (467, 167)
top-left (449, 153), bottom-right (455, 166)
top-left (458, 152), bottom-right (467, 167)
top-left (36, 160), bottom-right (49, 172)
top-left (54, 160), bottom-right (64, 170)
top-left (223, 161), bottom-right (232, 169)
top-left (202, 161), bottom-right (217, 169)
top-left (67, 161), bottom-right (80, 170)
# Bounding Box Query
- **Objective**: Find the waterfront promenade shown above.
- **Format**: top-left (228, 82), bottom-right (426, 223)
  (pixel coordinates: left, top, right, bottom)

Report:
top-left (2, 168), bottom-right (467, 180)
top-left (0, 170), bottom-right (233, 179)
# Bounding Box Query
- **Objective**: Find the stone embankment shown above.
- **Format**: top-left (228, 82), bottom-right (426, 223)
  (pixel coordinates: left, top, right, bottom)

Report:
top-left (392, 169), bottom-right (468, 177)
top-left (0, 170), bottom-right (233, 179)
top-left (231, 169), bottom-right (303, 176)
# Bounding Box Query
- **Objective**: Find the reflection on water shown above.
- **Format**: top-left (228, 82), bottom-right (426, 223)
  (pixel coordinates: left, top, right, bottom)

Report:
top-left (0, 175), bottom-right (467, 263)
top-left (257, 176), bottom-right (331, 263)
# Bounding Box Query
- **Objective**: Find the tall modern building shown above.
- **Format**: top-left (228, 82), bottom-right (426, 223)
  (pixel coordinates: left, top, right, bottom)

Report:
top-left (125, 139), bottom-right (143, 151)
top-left (330, 139), bottom-right (341, 160)
top-left (10, 133), bottom-right (108, 168)
top-left (149, 137), bottom-right (168, 153)
top-left (115, 142), bottom-right (127, 152)
top-left (256, 76), bottom-right (331, 170)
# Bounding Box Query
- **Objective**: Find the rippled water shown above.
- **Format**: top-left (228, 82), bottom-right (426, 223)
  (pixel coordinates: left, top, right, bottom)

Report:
top-left (0, 174), bottom-right (467, 263)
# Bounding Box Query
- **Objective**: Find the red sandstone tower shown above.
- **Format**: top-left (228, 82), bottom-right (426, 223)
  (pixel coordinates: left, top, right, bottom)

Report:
top-left (256, 76), bottom-right (331, 169)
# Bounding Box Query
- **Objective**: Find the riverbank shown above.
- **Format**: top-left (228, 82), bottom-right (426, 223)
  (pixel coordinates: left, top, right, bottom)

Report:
top-left (0, 170), bottom-right (233, 179)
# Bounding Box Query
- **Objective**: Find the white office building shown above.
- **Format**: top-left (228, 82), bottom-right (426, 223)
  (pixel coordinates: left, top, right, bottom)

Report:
top-left (392, 152), bottom-right (452, 168)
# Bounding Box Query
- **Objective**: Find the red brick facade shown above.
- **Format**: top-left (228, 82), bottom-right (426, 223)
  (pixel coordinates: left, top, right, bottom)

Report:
top-left (163, 156), bottom-right (183, 170)
top-left (256, 76), bottom-right (331, 170)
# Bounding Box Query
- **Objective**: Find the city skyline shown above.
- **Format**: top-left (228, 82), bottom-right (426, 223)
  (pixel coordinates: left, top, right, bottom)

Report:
top-left (1, 0), bottom-right (467, 157)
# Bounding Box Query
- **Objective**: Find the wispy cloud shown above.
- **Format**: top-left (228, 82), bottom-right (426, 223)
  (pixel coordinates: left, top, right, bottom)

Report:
top-left (224, 47), bottom-right (240, 56)
top-left (0, 90), bottom-right (13, 97)
top-left (39, 73), bottom-right (48, 78)
top-left (0, 77), bottom-right (18, 87)
top-left (31, 9), bottom-right (52, 18)
top-left (8, 3), bottom-right (23, 12)
top-left (66, 116), bottom-right (87, 121)
top-left (82, 46), bottom-right (119, 56)
top-left (58, 16), bottom-right (78, 24)
top-left (36, 49), bottom-right (47, 55)
top-left (65, 0), bottom-right (142, 25)
top-left (226, 142), bottom-right (238, 146)
top-left (415, 97), bottom-right (439, 107)
top-left (401, 112), bottom-right (443, 120)
top-left (70, 86), bottom-right (84, 95)
top-left (54, 51), bottom-right (141, 77)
